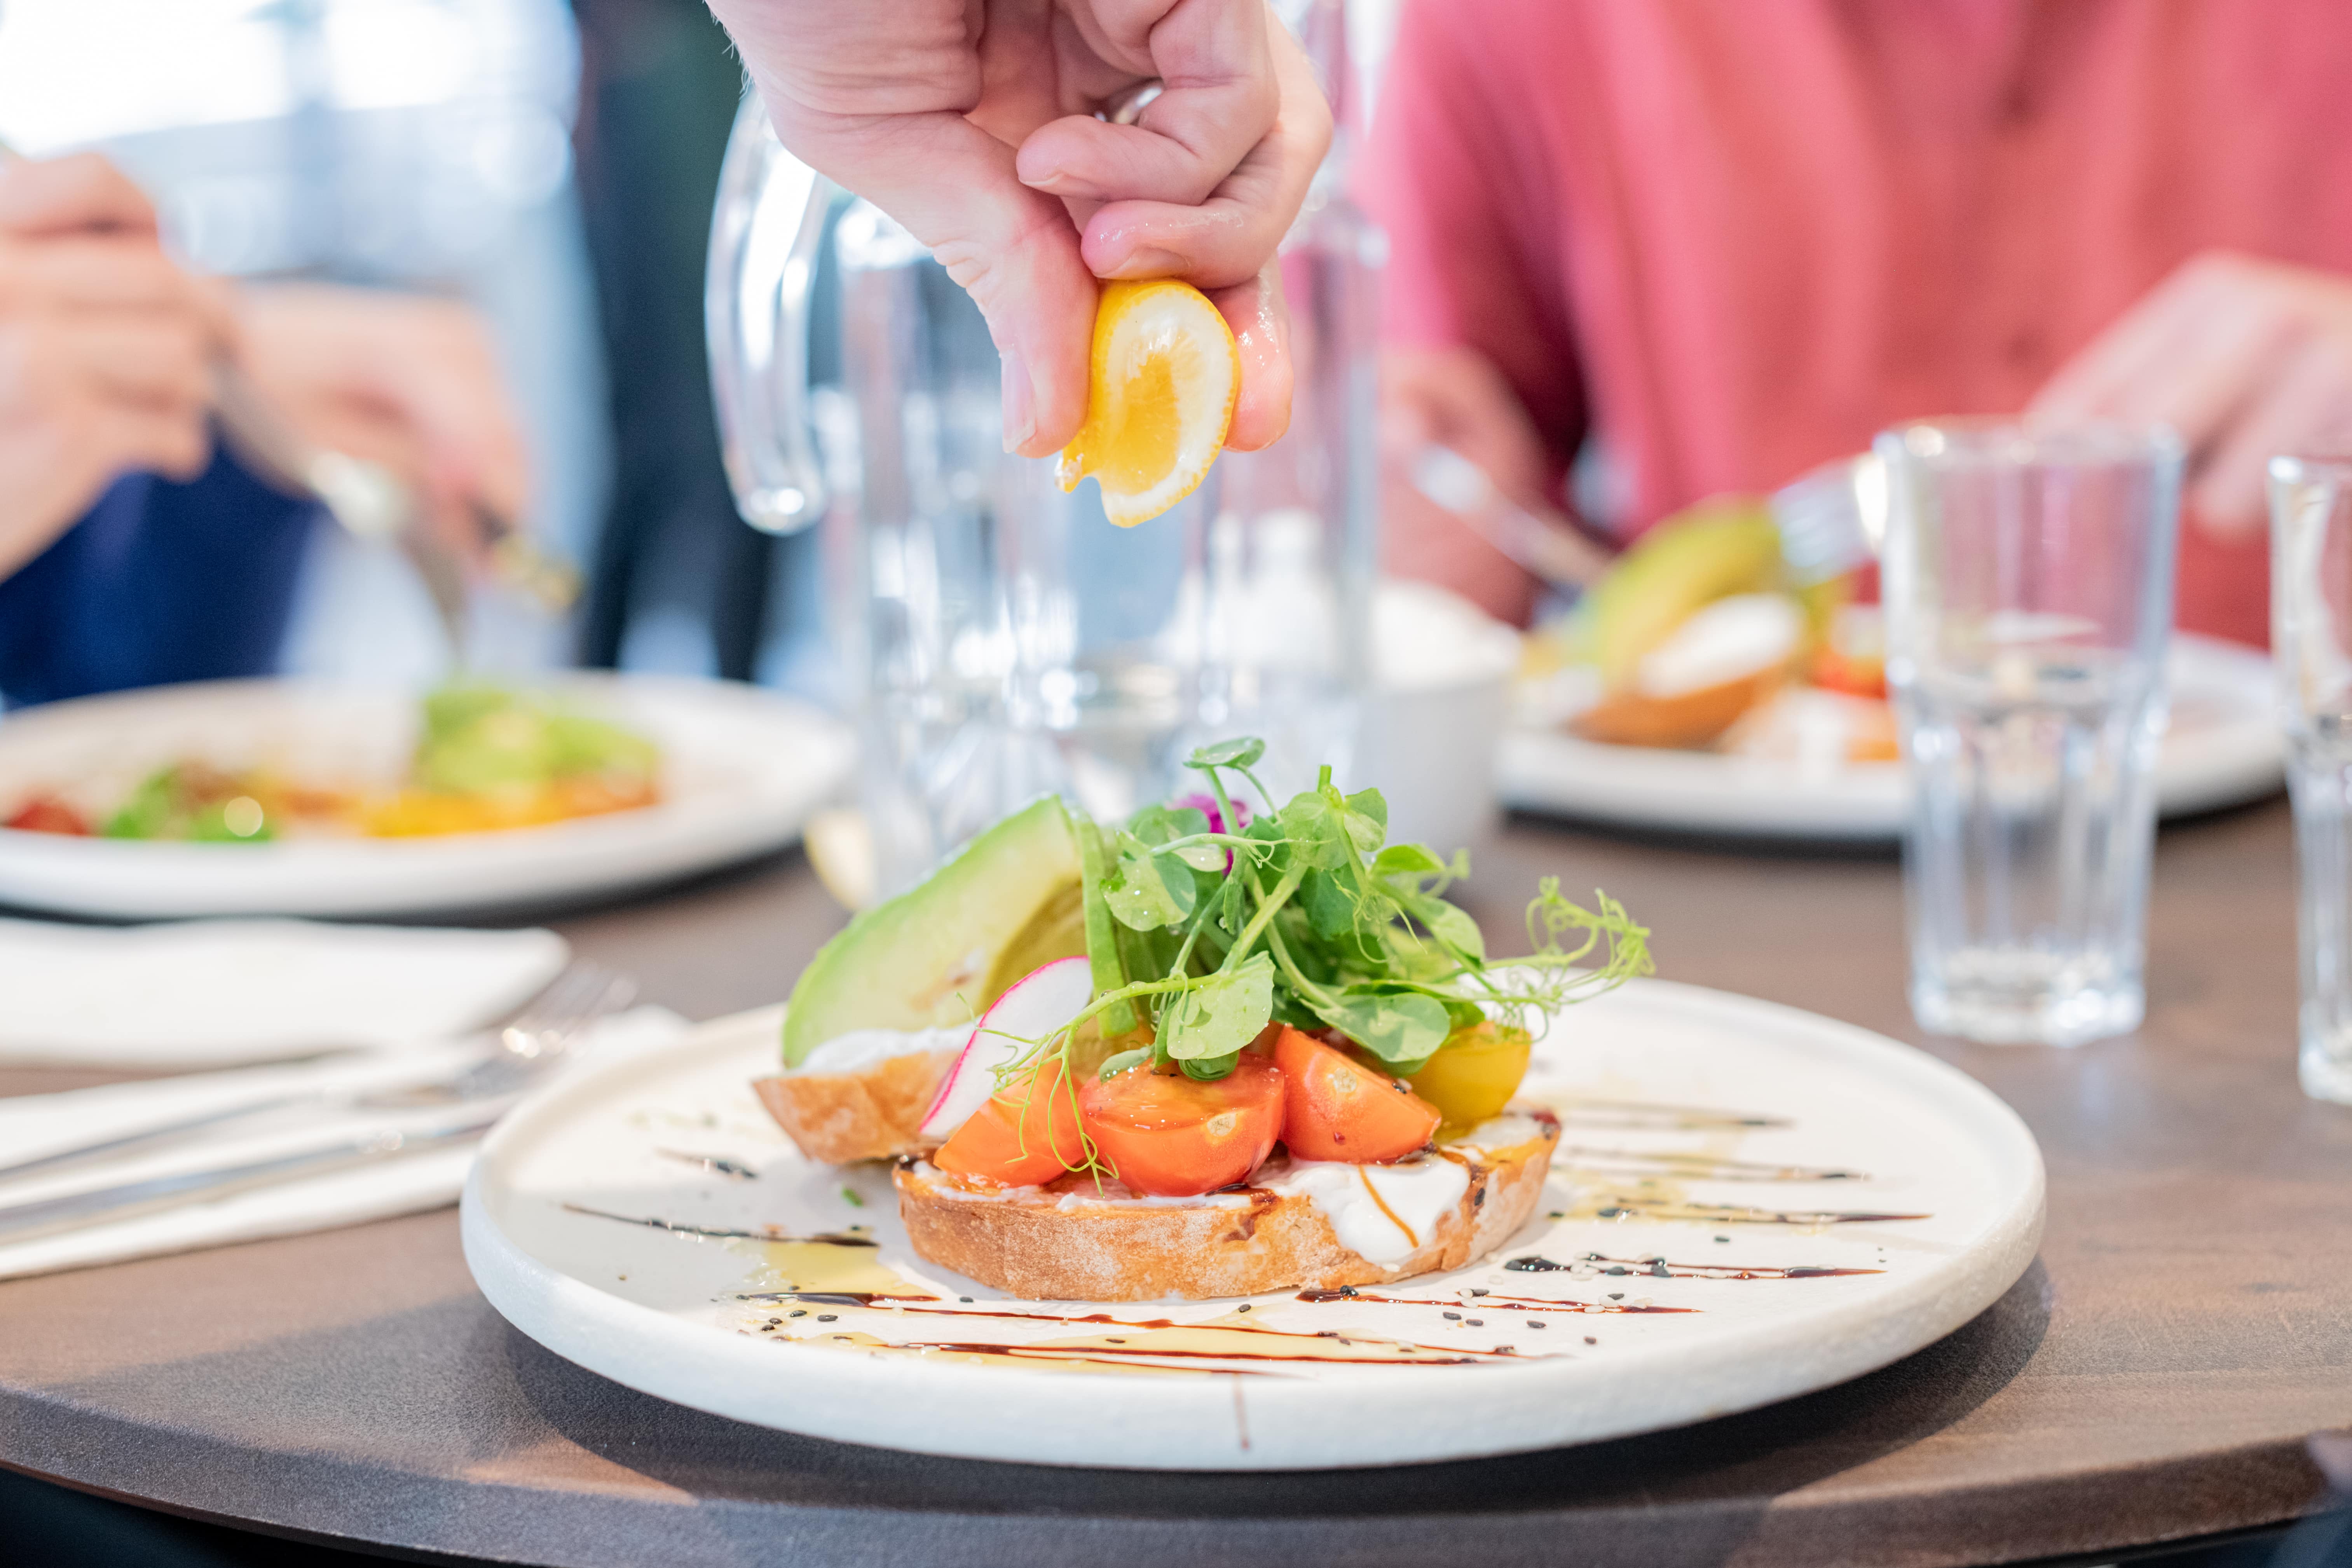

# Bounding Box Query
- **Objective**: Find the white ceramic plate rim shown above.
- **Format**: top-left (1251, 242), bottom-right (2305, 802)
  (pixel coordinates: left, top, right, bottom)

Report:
top-left (462, 980), bottom-right (2046, 1471)
top-left (1498, 631), bottom-right (2280, 839)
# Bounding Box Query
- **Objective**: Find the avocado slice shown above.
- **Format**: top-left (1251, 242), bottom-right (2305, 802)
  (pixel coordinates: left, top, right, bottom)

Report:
top-left (781, 795), bottom-right (1089, 1066)
top-left (1588, 501), bottom-right (1784, 689)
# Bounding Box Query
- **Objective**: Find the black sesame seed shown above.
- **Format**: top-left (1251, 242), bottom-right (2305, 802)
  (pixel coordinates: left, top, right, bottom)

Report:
top-left (1714, 1235), bottom-right (1732, 1244)
top-left (1237, 1303), bottom-right (1252, 1312)
top-left (1607, 1292), bottom-right (1624, 1300)
top-left (1548, 1211), bottom-right (1564, 1219)
top-left (788, 1309), bottom-right (807, 1318)
top-left (817, 1313), bottom-right (838, 1322)
top-left (1528, 1320), bottom-right (1546, 1329)
top-left (1465, 1318), bottom-right (1484, 1327)
top-left (960, 1296), bottom-right (974, 1302)
top-left (1649, 1261), bottom-right (1672, 1278)
top-left (1443, 1311), bottom-right (1461, 1320)
top-left (1605, 1266), bottom-right (1630, 1276)
top-left (1106, 1338), bottom-right (1126, 1344)
top-left (1583, 1335), bottom-right (1598, 1345)
top-left (1468, 1288), bottom-right (1488, 1296)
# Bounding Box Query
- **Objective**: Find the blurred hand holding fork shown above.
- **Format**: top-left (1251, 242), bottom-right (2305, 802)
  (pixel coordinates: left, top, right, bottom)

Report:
top-left (0, 145), bottom-right (576, 655)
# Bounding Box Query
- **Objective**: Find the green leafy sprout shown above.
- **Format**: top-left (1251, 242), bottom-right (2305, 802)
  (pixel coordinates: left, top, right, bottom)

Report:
top-left (978, 739), bottom-right (1653, 1179)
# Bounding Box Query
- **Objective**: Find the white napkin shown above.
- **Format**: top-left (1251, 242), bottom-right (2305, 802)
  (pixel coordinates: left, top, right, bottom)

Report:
top-left (0, 917), bottom-right (570, 1066)
top-left (0, 1005), bottom-right (688, 1280)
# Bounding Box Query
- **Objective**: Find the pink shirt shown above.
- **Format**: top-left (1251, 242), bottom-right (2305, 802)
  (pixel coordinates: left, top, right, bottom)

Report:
top-left (1362, 0), bottom-right (2352, 644)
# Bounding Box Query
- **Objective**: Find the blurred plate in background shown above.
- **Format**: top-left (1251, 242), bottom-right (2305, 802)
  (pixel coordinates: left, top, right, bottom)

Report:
top-left (0, 674), bottom-right (851, 919)
top-left (1497, 632), bottom-right (2281, 841)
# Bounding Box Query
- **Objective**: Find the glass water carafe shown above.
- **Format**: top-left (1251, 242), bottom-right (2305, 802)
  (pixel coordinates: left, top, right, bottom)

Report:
top-left (706, 59), bottom-right (1378, 896)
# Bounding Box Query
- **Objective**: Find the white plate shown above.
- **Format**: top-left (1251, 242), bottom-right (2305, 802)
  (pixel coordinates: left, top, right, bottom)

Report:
top-left (1497, 632), bottom-right (2282, 839)
top-left (462, 982), bottom-right (2045, 1470)
top-left (0, 675), bottom-right (853, 919)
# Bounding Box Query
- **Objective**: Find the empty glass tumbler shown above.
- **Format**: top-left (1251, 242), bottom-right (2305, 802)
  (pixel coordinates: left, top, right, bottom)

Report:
top-left (1878, 420), bottom-right (2183, 1046)
top-left (2270, 453), bottom-right (2352, 1105)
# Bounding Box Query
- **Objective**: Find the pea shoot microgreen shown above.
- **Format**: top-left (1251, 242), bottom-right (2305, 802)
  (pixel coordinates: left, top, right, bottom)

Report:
top-left (986, 740), bottom-right (1652, 1177)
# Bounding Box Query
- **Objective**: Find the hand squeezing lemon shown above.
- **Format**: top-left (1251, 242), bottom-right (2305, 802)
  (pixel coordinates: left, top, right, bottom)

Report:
top-left (1055, 279), bottom-right (1239, 528)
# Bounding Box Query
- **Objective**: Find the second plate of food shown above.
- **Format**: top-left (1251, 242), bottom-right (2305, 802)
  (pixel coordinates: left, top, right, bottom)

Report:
top-left (462, 981), bottom-right (2043, 1470)
top-left (1498, 632), bottom-right (2280, 840)
top-left (0, 673), bottom-right (853, 918)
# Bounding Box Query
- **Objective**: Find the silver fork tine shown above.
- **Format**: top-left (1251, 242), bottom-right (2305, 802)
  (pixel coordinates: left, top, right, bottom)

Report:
top-left (1769, 452), bottom-right (1888, 585)
top-left (504, 965), bottom-right (636, 1054)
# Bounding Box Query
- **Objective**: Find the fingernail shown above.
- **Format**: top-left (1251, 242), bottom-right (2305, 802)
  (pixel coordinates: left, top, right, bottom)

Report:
top-left (1104, 247), bottom-right (1184, 280)
top-left (1001, 353), bottom-right (1035, 454)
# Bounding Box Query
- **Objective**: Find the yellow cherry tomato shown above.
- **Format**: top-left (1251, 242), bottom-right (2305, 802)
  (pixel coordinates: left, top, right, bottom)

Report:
top-left (1406, 1021), bottom-right (1533, 1134)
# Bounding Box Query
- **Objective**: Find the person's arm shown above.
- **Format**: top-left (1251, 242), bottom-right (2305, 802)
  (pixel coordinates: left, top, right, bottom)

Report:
top-left (701, 0), bottom-right (1329, 457)
top-left (2029, 251), bottom-right (2352, 540)
top-left (1358, 0), bottom-right (1585, 625)
top-left (0, 153), bottom-right (223, 580)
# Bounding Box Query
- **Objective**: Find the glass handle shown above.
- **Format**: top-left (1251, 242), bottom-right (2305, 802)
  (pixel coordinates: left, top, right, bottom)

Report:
top-left (705, 93), bottom-right (831, 534)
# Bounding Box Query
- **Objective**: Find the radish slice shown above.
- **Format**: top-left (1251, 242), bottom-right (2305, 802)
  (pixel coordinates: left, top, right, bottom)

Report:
top-left (917, 955), bottom-right (1096, 1141)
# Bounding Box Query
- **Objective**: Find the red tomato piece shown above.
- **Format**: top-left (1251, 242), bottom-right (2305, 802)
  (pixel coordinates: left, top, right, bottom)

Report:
top-left (5, 797), bottom-right (89, 835)
top-left (1272, 1026), bottom-right (1441, 1163)
top-left (932, 1058), bottom-right (1088, 1187)
top-left (1078, 1055), bottom-right (1284, 1196)
top-left (1809, 644), bottom-right (1888, 699)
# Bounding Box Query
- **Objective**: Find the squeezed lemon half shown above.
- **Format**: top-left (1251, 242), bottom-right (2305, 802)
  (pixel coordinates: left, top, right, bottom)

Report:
top-left (1055, 279), bottom-right (1239, 528)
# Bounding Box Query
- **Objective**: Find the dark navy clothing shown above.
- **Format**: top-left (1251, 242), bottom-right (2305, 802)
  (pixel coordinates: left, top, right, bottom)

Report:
top-left (0, 447), bottom-right (318, 707)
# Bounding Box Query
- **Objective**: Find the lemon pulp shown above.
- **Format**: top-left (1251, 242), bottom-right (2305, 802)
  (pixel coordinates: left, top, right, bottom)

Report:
top-left (1056, 279), bottom-right (1239, 528)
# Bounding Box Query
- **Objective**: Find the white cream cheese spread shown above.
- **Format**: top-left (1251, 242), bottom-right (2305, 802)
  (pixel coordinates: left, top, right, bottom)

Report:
top-left (1260, 1153), bottom-right (1470, 1265)
top-left (791, 1024), bottom-right (970, 1076)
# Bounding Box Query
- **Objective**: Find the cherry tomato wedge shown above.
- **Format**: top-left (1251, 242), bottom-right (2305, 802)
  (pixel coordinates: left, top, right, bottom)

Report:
top-left (5, 797), bottom-right (89, 835)
top-left (932, 1058), bottom-right (1087, 1187)
top-left (1272, 1027), bottom-right (1441, 1163)
top-left (1079, 1055), bottom-right (1284, 1196)
top-left (1406, 1020), bottom-right (1532, 1132)
top-left (1809, 642), bottom-right (1888, 699)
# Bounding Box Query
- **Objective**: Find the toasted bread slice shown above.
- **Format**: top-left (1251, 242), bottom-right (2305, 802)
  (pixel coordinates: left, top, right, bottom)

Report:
top-left (893, 1108), bottom-right (1560, 1300)
top-left (753, 1046), bottom-right (957, 1165)
top-left (1572, 668), bottom-right (1781, 748)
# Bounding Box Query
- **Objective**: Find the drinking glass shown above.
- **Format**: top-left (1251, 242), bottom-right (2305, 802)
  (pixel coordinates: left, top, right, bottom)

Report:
top-left (2269, 453), bottom-right (2352, 1104)
top-left (1877, 419), bottom-right (2183, 1046)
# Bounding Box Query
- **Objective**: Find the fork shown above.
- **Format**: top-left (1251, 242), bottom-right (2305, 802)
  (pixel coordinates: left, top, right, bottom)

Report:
top-left (0, 962), bottom-right (635, 1186)
top-left (1769, 452), bottom-right (1888, 586)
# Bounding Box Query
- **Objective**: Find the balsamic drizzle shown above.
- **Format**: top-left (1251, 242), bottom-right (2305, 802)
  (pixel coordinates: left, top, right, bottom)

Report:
top-left (1502, 1252), bottom-right (1883, 1280)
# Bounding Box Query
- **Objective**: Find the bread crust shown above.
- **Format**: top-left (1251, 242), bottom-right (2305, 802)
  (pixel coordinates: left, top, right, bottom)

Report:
top-left (753, 1047), bottom-right (956, 1165)
top-left (1572, 668), bottom-right (1781, 748)
top-left (893, 1108), bottom-right (1560, 1300)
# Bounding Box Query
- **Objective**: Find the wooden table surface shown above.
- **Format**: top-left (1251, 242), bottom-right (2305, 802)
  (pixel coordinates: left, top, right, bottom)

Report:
top-left (1, 800), bottom-right (2346, 1568)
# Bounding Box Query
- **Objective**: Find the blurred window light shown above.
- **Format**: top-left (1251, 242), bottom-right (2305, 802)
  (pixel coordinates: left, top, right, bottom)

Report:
top-left (0, 1), bottom-right (294, 150)
top-left (320, 1), bottom-right (473, 110)
top-left (0, 0), bottom-right (578, 277)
